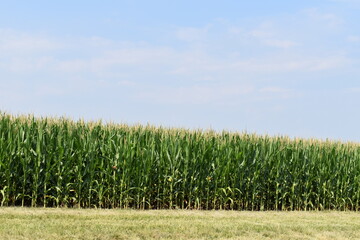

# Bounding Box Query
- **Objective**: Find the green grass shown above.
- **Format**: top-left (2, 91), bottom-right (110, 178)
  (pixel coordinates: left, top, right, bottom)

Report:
top-left (1, 112), bottom-right (360, 210)
top-left (0, 208), bottom-right (359, 240)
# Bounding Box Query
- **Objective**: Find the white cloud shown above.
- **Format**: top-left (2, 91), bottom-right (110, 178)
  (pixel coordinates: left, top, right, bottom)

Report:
top-left (135, 84), bottom-right (301, 107)
top-left (135, 84), bottom-right (255, 105)
top-left (35, 85), bottom-right (67, 97)
top-left (229, 55), bottom-right (348, 73)
top-left (228, 27), bottom-right (242, 35)
top-left (304, 8), bottom-right (344, 28)
top-left (329, 0), bottom-right (360, 3)
top-left (347, 35), bottom-right (360, 42)
top-left (175, 26), bottom-right (210, 42)
top-left (259, 87), bottom-right (290, 93)
top-left (248, 21), bottom-right (300, 49)
top-left (248, 21), bottom-right (275, 38)
top-left (259, 87), bottom-right (295, 99)
top-left (0, 28), bottom-right (349, 85)
top-left (0, 56), bottom-right (54, 73)
top-left (346, 87), bottom-right (360, 93)
top-left (263, 39), bottom-right (299, 48)
top-left (0, 29), bottom-right (61, 54)
top-left (307, 56), bottom-right (349, 71)
top-left (117, 80), bottom-right (137, 87)
top-left (0, 14), bottom-right (354, 109)
top-left (54, 59), bottom-right (88, 73)
top-left (53, 46), bottom-right (176, 74)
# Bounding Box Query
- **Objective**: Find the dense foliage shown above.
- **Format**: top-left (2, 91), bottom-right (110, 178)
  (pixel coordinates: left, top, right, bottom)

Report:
top-left (0, 113), bottom-right (359, 210)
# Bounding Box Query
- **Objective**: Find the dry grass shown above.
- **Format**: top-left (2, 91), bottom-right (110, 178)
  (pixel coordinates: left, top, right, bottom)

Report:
top-left (0, 208), bottom-right (360, 239)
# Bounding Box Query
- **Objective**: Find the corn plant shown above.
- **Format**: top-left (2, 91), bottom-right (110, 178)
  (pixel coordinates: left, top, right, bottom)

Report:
top-left (0, 112), bottom-right (359, 210)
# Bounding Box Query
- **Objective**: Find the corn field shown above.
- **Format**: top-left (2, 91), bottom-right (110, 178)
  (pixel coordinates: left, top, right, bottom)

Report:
top-left (0, 112), bottom-right (360, 210)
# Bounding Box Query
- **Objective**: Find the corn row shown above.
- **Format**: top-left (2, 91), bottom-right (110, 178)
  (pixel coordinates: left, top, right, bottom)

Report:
top-left (0, 112), bottom-right (359, 210)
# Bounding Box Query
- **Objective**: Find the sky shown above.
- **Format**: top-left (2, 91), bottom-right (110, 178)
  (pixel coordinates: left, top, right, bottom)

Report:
top-left (1, 0), bottom-right (360, 142)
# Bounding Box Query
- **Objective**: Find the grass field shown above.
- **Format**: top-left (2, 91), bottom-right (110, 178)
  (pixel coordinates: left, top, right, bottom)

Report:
top-left (0, 208), bottom-right (359, 240)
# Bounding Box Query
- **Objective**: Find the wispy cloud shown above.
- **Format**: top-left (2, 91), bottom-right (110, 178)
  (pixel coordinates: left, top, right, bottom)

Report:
top-left (258, 87), bottom-right (297, 100)
top-left (329, 0), bottom-right (360, 4)
top-left (248, 21), bottom-right (300, 49)
top-left (0, 27), bottom-right (350, 90)
top-left (175, 26), bottom-right (210, 42)
top-left (0, 29), bottom-right (61, 54)
top-left (346, 87), bottom-right (360, 93)
top-left (304, 8), bottom-right (344, 28)
top-left (54, 47), bottom-right (176, 74)
top-left (263, 39), bottom-right (299, 48)
top-left (135, 84), bottom-right (255, 105)
top-left (0, 9), bottom-right (355, 109)
top-left (347, 35), bottom-right (360, 42)
top-left (230, 55), bottom-right (348, 73)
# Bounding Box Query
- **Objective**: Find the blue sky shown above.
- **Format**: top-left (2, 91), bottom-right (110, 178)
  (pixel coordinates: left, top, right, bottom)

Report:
top-left (1, 0), bottom-right (360, 141)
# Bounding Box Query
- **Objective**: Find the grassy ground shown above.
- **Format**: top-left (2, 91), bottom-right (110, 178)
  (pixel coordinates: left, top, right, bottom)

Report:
top-left (0, 208), bottom-right (359, 240)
